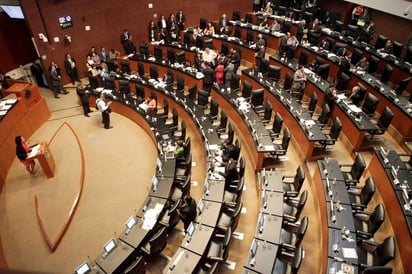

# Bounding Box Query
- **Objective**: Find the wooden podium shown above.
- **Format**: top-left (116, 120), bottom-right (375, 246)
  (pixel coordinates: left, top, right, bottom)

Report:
top-left (29, 142), bottom-right (55, 178)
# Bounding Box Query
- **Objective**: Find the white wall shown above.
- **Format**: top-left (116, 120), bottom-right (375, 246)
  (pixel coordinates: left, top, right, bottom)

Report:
top-left (344, 0), bottom-right (412, 20)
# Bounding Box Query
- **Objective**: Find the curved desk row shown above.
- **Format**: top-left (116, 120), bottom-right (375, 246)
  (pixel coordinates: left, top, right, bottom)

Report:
top-left (367, 148), bottom-right (412, 271)
top-left (294, 44), bottom-right (412, 141)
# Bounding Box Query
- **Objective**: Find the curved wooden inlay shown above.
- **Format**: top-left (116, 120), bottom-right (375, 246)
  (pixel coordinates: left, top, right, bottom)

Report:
top-left (34, 121), bottom-right (85, 252)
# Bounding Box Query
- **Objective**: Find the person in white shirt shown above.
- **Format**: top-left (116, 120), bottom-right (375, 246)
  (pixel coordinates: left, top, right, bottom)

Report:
top-left (96, 93), bottom-right (113, 129)
top-left (202, 47), bottom-right (217, 66)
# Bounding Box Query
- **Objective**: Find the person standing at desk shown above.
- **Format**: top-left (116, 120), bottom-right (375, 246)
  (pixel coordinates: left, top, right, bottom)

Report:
top-left (176, 10), bottom-right (186, 32)
top-left (323, 84), bottom-right (337, 110)
top-left (292, 65), bottom-right (307, 99)
top-left (178, 195), bottom-right (197, 230)
top-left (96, 93), bottom-right (113, 129)
top-left (76, 83), bottom-right (92, 117)
top-left (15, 135), bottom-right (36, 176)
top-left (50, 63), bottom-right (68, 98)
top-left (201, 62), bottom-right (215, 92)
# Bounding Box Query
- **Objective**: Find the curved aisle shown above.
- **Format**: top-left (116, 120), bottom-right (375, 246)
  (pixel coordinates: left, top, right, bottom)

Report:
top-left (0, 89), bottom-right (156, 273)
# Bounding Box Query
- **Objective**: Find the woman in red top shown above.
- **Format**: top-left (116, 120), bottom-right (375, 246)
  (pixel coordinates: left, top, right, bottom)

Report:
top-left (214, 61), bottom-right (224, 85)
top-left (15, 135), bottom-right (36, 175)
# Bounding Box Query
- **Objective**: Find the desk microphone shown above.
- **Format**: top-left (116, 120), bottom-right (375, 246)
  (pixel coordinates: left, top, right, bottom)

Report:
top-left (114, 232), bottom-right (118, 243)
top-left (88, 255), bottom-right (95, 267)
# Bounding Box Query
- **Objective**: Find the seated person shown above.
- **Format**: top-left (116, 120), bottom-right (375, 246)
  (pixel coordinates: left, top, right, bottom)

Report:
top-left (379, 39), bottom-right (394, 55)
top-left (355, 57), bottom-right (369, 72)
top-left (318, 38), bottom-right (330, 50)
top-left (263, 2), bottom-right (273, 14)
top-left (306, 59), bottom-right (319, 72)
top-left (139, 95), bottom-right (157, 112)
top-left (270, 19), bottom-right (281, 33)
top-left (347, 85), bottom-right (363, 106)
top-left (217, 158), bottom-right (239, 188)
top-left (323, 84), bottom-right (337, 109)
top-left (202, 47), bottom-right (217, 66)
top-left (215, 140), bottom-right (236, 165)
top-left (174, 140), bottom-right (184, 158)
top-left (204, 22), bottom-right (215, 35)
top-left (163, 69), bottom-right (173, 84)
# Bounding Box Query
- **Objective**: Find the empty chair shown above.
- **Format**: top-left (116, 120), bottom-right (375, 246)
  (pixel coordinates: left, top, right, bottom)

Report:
top-left (221, 42), bottom-right (230, 55)
top-left (223, 177), bottom-right (244, 207)
top-left (363, 266), bottom-right (393, 274)
top-left (203, 226), bottom-right (232, 266)
top-left (267, 112), bottom-right (283, 139)
top-left (213, 110), bottom-right (228, 133)
top-left (197, 89), bottom-right (209, 108)
top-left (165, 108), bottom-right (178, 132)
top-left (208, 98), bottom-right (219, 120)
top-left (135, 83), bottom-right (145, 102)
top-left (230, 74), bottom-right (241, 92)
top-left (246, 29), bottom-right (254, 43)
top-left (217, 201), bottom-right (243, 233)
top-left (232, 10), bottom-right (241, 21)
top-left (118, 79), bottom-right (130, 95)
top-left (261, 101), bottom-right (273, 124)
top-left (319, 117), bottom-right (342, 149)
top-left (348, 176), bottom-right (376, 211)
top-left (302, 92), bottom-right (318, 114)
top-left (334, 20), bottom-right (344, 33)
top-left (317, 63), bottom-right (330, 80)
top-left (124, 256), bottom-right (146, 274)
top-left (351, 48), bottom-right (363, 65)
top-left (363, 93), bottom-right (380, 117)
top-left (167, 48), bottom-right (176, 63)
top-left (354, 203), bottom-right (385, 240)
top-left (380, 64), bottom-right (393, 83)
top-left (258, 59), bottom-right (269, 75)
top-left (219, 122), bottom-right (234, 143)
top-left (271, 127), bottom-right (291, 160)
top-left (404, 45), bottom-right (412, 63)
top-left (170, 173), bottom-right (191, 201)
top-left (159, 199), bottom-right (181, 231)
top-left (340, 153), bottom-right (366, 187)
top-left (298, 50), bottom-right (309, 66)
top-left (158, 98), bottom-right (169, 119)
top-left (234, 25), bottom-right (242, 39)
top-left (176, 75), bottom-right (185, 92)
top-left (104, 75), bottom-right (115, 90)
top-left (267, 65), bottom-right (281, 82)
top-left (392, 41), bottom-right (404, 58)
top-left (280, 215), bottom-right (309, 248)
top-left (203, 38), bottom-right (213, 50)
top-left (173, 120), bottom-right (186, 141)
top-left (140, 226), bottom-right (168, 256)
top-left (394, 77), bottom-right (411, 95)
top-left (283, 72), bottom-right (294, 91)
top-left (336, 72), bottom-right (350, 92)
top-left (121, 60), bottom-right (131, 74)
top-left (273, 243), bottom-right (304, 274)
top-left (282, 165), bottom-right (305, 197)
top-left (283, 190), bottom-right (308, 223)
top-left (138, 62), bottom-right (145, 77)
top-left (374, 34), bottom-right (388, 50)
top-left (368, 55), bottom-right (380, 75)
top-left (250, 88), bottom-right (265, 114)
top-left (357, 236), bottom-right (395, 270)
top-left (345, 24), bottom-right (359, 40)
top-left (367, 106), bottom-right (394, 140)
top-left (188, 84), bottom-right (197, 101)
top-left (176, 51), bottom-right (186, 64)
top-left (315, 103), bottom-right (331, 126)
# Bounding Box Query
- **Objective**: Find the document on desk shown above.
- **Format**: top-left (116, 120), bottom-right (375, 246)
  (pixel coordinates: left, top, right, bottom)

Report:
top-left (341, 247), bottom-right (358, 259)
top-left (142, 205), bottom-right (163, 230)
top-left (27, 144), bottom-right (40, 158)
top-left (348, 105), bottom-right (362, 113)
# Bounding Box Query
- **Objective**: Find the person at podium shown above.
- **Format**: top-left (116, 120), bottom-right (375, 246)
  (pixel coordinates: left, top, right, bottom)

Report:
top-left (15, 135), bottom-right (37, 176)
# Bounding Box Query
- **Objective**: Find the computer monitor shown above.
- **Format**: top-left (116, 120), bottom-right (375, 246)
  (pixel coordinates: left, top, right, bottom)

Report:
top-left (154, 45), bottom-right (163, 61)
top-left (139, 43), bottom-right (149, 57)
top-left (317, 63), bottom-right (330, 80)
top-left (245, 13), bottom-right (253, 24)
top-left (250, 238), bottom-right (258, 257)
top-left (204, 178), bottom-right (210, 194)
top-left (150, 65), bottom-right (159, 80)
top-left (198, 198), bottom-right (205, 214)
top-left (176, 51), bottom-right (186, 64)
top-left (152, 175), bottom-right (159, 191)
top-left (167, 48), bottom-right (176, 63)
top-left (74, 262), bottom-right (91, 274)
top-left (262, 189), bottom-right (267, 208)
top-left (258, 212), bottom-right (264, 233)
top-left (187, 221), bottom-right (196, 236)
top-left (103, 239), bottom-right (117, 254)
top-left (157, 157), bottom-right (163, 173)
top-left (125, 215), bottom-right (137, 230)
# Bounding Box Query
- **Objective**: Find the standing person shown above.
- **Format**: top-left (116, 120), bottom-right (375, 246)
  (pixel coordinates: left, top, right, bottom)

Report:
top-left (76, 83), bottom-right (92, 117)
top-left (292, 65), bottom-right (307, 99)
top-left (50, 63), bottom-right (68, 98)
top-left (230, 47), bottom-right (241, 74)
top-left (323, 83), bottom-right (337, 109)
top-left (201, 62), bottom-right (215, 92)
top-left (178, 195), bottom-right (197, 230)
top-left (224, 60), bottom-right (235, 87)
top-left (30, 60), bottom-right (47, 87)
top-left (120, 29), bottom-right (136, 54)
top-left (176, 10), bottom-right (186, 32)
top-left (214, 61), bottom-right (224, 85)
top-left (15, 135), bottom-right (36, 176)
top-left (64, 53), bottom-right (81, 85)
top-left (96, 93), bottom-right (113, 129)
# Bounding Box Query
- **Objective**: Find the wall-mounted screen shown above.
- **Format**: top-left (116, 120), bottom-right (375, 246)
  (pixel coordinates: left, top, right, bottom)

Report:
top-left (0, 5), bottom-right (24, 19)
top-left (59, 15), bottom-right (73, 29)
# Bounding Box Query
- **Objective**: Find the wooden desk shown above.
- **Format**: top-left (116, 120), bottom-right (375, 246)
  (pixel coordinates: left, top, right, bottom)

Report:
top-left (30, 142), bottom-right (55, 178)
top-left (181, 223), bottom-right (214, 256)
top-left (164, 249), bottom-right (201, 273)
top-left (95, 241), bottom-right (134, 274)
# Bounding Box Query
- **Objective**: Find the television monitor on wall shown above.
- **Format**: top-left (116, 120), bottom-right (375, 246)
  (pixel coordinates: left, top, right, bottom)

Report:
top-left (0, 5), bottom-right (24, 19)
top-left (58, 15), bottom-right (73, 29)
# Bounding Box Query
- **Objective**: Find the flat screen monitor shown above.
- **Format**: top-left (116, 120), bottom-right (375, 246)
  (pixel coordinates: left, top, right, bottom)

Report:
top-left (58, 15), bottom-right (73, 29)
top-left (250, 238), bottom-right (258, 257)
top-left (157, 157), bottom-right (163, 173)
top-left (103, 239), bottom-right (117, 254)
top-left (150, 65), bottom-right (159, 80)
top-left (167, 48), bottom-right (176, 63)
top-left (258, 212), bottom-right (264, 232)
top-left (152, 175), bottom-right (159, 191)
top-left (262, 189), bottom-right (267, 208)
top-left (204, 178), bottom-right (210, 193)
top-left (198, 198), bottom-right (205, 214)
top-left (0, 5), bottom-right (24, 19)
top-left (187, 221), bottom-right (195, 236)
top-left (125, 215), bottom-right (137, 229)
top-left (154, 45), bottom-right (163, 60)
top-left (74, 261), bottom-right (91, 274)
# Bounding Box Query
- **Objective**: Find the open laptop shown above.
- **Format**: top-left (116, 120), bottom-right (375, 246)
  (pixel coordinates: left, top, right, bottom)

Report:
top-left (102, 238), bottom-right (117, 259)
top-left (125, 215), bottom-right (137, 235)
top-left (74, 261), bottom-right (91, 274)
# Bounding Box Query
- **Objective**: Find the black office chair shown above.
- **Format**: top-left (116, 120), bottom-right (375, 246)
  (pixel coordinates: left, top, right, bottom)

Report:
top-left (159, 198), bottom-right (181, 231)
top-left (319, 116), bottom-right (342, 149)
top-left (280, 215), bottom-right (309, 248)
top-left (165, 108), bottom-right (179, 132)
top-left (345, 24), bottom-right (359, 40)
top-left (104, 76), bottom-right (115, 90)
top-left (261, 101), bottom-right (273, 124)
top-left (392, 41), bottom-right (403, 58)
top-left (334, 20), bottom-right (344, 33)
top-left (140, 226), bottom-right (168, 256)
top-left (267, 65), bottom-right (281, 82)
top-left (119, 79), bottom-right (131, 95)
top-left (273, 243), bottom-right (304, 274)
top-left (362, 93), bottom-right (380, 117)
top-left (347, 176), bottom-right (376, 211)
top-left (121, 60), bottom-right (131, 74)
top-left (354, 203), bottom-right (385, 240)
top-left (271, 127), bottom-right (291, 160)
top-left (171, 173), bottom-right (191, 201)
top-left (363, 266), bottom-right (393, 274)
top-left (219, 122), bottom-right (234, 143)
top-left (282, 165), bottom-right (305, 198)
top-left (394, 77), bottom-right (411, 95)
top-left (404, 45), bottom-right (412, 63)
top-left (351, 48), bottom-right (363, 65)
top-left (314, 103), bottom-right (331, 127)
top-left (176, 51), bottom-right (186, 65)
top-left (281, 21), bottom-right (292, 34)
top-left (336, 72), bottom-right (350, 92)
top-left (232, 139), bottom-right (242, 162)
top-left (241, 80), bottom-right (252, 99)
top-left (251, 88), bottom-right (265, 114)
top-left (216, 201), bottom-right (243, 233)
top-left (367, 106), bottom-right (394, 140)
top-left (340, 153), bottom-right (366, 187)
top-left (176, 75), bottom-right (185, 93)
top-left (137, 62), bottom-right (145, 77)
top-left (374, 34), bottom-right (388, 50)
top-left (357, 236), bottom-right (395, 270)
top-left (230, 74), bottom-right (241, 93)
top-left (124, 256), bottom-right (146, 274)
top-left (173, 120), bottom-right (186, 141)
top-left (222, 177), bottom-right (244, 207)
top-left (197, 89), bottom-right (209, 108)
top-left (302, 92), bottom-right (318, 114)
top-left (380, 64), bottom-right (393, 83)
top-left (135, 83), bottom-right (145, 103)
top-left (204, 226), bottom-right (232, 266)
top-left (267, 112), bottom-right (283, 139)
top-left (213, 110), bottom-right (228, 134)
top-left (368, 55), bottom-right (380, 75)
top-left (157, 98), bottom-right (169, 120)
top-left (283, 190), bottom-right (308, 223)
top-left (317, 63), bottom-right (330, 80)
top-left (234, 25), bottom-right (242, 39)
top-left (208, 98), bottom-right (219, 120)
top-left (283, 72), bottom-right (294, 91)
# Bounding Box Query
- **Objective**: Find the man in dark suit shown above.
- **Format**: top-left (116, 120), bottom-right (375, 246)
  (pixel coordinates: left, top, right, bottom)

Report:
top-left (338, 53), bottom-right (351, 77)
top-left (64, 53), bottom-right (81, 85)
top-left (201, 62), bottom-right (215, 92)
top-left (76, 83), bottom-right (92, 117)
top-left (230, 48), bottom-right (241, 74)
top-left (120, 29), bottom-right (136, 54)
top-left (176, 10), bottom-right (186, 32)
top-left (296, 20), bottom-right (306, 42)
top-left (219, 13), bottom-right (229, 33)
top-left (50, 63), bottom-right (68, 98)
top-left (219, 158), bottom-right (239, 189)
top-left (178, 195), bottom-right (197, 230)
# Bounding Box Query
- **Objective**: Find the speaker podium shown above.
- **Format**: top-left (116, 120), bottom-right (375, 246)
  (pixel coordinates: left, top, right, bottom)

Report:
top-left (29, 142), bottom-right (55, 178)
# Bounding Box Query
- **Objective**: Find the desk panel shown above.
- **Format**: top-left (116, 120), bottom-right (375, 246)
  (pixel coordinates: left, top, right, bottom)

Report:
top-left (95, 241), bottom-right (134, 274)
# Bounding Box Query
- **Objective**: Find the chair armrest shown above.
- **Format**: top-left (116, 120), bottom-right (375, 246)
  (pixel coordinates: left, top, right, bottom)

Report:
top-left (283, 214), bottom-right (297, 223)
top-left (284, 191), bottom-right (299, 198)
top-left (280, 242), bottom-right (296, 252)
top-left (223, 201), bottom-right (237, 208)
top-left (354, 211), bottom-right (371, 221)
top-left (208, 256), bottom-right (225, 262)
top-left (339, 163), bottom-right (352, 168)
top-left (356, 230), bottom-right (373, 240)
top-left (351, 203), bottom-right (367, 211)
top-left (358, 239), bottom-right (378, 252)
